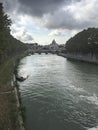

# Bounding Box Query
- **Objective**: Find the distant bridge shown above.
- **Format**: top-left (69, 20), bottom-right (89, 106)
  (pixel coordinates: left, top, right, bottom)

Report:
top-left (28, 49), bottom-right (60, 55)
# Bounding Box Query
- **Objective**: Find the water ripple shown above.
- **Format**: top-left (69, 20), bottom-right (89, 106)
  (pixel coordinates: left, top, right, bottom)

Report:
top-left (18, 54), bottom-right (98, 130)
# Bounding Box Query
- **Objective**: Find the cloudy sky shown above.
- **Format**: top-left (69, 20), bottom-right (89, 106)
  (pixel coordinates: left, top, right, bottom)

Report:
top-left (1, 0), bottom-right (98, 44)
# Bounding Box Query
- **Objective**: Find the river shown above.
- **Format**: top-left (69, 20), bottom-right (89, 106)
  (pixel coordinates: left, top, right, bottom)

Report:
top-left (17, 54), bottom-right (98, 130)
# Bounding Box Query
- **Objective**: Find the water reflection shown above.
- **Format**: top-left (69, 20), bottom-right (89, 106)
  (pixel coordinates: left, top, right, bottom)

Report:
top-left (18, 54), bottom-right (98, 130)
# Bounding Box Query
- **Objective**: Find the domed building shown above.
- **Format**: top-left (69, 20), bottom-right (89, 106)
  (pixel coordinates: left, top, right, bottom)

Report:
top-left (49, 39), bottom-right (59, 51)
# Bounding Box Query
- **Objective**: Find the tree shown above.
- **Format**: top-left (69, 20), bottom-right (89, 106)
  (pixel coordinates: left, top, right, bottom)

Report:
top-left (65, 28), bottom-right (98, 54)
top-left (0, 3), bottom-right (11, 34)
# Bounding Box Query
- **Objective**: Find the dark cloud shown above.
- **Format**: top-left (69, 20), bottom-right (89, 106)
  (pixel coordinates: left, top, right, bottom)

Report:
top-left (39, 0), bottom-right (98, 30)
top-left (1, 0), bottom-right (98, 44)
top-left (17, 0), bottom-right (69, 17)
top-left (0, 0), bottom-right (18, 13)
top-left (1, 0), bottom-right (98, 32)
top-left (42, 10), bottom-right (97, 30)
top-left (1, 0), bottom-right (78, 17)
top-left (17, 0), bottom-right (82, 17)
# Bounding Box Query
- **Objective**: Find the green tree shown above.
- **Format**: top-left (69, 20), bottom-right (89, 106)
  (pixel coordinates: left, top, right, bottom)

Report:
top-left (65, 28), bottom-right (98, 54)
top-left (0, 3), bottom-right (11, 33)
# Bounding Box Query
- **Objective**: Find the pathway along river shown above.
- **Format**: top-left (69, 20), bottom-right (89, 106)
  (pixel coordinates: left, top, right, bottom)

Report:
top-left (17, 54), bottom-right (98, 130)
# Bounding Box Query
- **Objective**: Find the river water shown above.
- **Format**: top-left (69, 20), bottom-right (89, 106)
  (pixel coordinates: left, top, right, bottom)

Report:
top-left (17, 54), bottom-right (98, 130)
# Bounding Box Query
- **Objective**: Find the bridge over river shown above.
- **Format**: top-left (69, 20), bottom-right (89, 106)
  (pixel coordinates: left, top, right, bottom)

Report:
top-left (28, 48), bottom-right (60, 54)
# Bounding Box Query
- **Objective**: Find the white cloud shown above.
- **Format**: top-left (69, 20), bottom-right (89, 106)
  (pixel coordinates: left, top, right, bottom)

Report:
top-left (48, 29), bottom-right (78, 44)
top-left (37, 0), bottom-right (98, 30)
top-left (11, 24), bottom-right (34, 43)
top-left (2, 0), bottom-right (98, 44)
top-left (49, 29), bottom-right (67, 36)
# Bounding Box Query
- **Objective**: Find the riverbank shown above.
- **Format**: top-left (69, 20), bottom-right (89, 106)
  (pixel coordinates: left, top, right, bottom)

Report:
top-left (58, 53), bottom-right (98, 64)
top-left (0, 54), bottom-right (26, 130)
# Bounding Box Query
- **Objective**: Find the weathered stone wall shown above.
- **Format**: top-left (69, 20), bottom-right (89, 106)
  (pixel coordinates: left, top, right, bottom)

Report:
top-left (58, 53), bottom-right (98, 64)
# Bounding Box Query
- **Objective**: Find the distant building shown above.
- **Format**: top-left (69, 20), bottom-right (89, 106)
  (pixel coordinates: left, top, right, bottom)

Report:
top-left (49, 39), bottom-right (59, 51)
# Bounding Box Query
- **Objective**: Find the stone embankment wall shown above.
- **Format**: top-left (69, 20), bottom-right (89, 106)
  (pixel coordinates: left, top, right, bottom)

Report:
top-left (58, 53), bottom-right (98, 64)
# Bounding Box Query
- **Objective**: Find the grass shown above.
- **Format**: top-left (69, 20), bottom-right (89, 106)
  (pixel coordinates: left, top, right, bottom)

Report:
top-left (0, 54), bottom-right (25, 130)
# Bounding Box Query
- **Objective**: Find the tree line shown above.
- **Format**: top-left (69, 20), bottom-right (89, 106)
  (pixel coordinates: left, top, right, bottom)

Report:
top-left (65, 28), bottom-right (98, 55)
top-left (0, 3), bottom-right (27, 63)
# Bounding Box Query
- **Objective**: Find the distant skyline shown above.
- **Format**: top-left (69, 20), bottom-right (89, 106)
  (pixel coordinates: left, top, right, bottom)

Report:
top-left (1, 0), bottom-right (98, 45)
